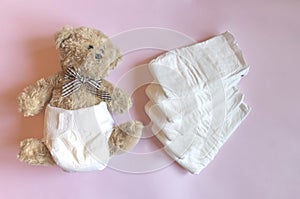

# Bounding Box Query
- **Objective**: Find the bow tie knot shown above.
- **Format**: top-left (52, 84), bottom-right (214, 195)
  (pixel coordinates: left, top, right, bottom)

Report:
top-left (79, 76), bottom-right (89, 84)
top-left (62, 67), bottom-right (111, 101)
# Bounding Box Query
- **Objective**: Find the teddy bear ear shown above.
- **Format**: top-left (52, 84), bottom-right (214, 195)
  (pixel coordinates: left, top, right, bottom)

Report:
top-left (54, 25), bottom-right (74, 49)
top-left (109, 48), bottom-right (122, 70)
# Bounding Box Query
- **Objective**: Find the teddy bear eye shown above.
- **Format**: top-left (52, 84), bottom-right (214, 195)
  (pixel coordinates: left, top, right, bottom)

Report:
top-left (88, 45), bottom-right (94, 50)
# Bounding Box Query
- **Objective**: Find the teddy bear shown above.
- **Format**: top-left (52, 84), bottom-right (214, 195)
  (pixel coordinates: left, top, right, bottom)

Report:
top-left (17, 26), bottom-right (143, 172)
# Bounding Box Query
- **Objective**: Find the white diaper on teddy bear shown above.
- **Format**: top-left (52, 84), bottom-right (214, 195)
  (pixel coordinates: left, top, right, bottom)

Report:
top-left (44, 102), bottom-right (114, 172)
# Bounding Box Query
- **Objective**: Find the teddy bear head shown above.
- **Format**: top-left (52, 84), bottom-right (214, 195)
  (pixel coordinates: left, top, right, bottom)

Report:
top-left (55, 26), bottom-right (122, 79)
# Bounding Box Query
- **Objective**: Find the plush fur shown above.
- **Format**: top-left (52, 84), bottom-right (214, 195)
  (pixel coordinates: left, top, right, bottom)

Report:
top-left (17, 26), bottom-right (143, 167)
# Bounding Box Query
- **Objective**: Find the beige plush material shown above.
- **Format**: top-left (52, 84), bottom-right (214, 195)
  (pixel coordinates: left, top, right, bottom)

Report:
top-left (17, 26), bottom-right (143, 169)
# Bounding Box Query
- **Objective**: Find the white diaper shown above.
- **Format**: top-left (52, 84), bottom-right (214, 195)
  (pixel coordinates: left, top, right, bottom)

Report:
top-left (44, 102), bottom-right (114, 172)
top-left (145, 31), bottom-right (251, 174)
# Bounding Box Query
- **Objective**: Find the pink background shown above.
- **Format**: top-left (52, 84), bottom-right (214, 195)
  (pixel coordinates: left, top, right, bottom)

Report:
top-left (0, 0), bottom-right (299, 198)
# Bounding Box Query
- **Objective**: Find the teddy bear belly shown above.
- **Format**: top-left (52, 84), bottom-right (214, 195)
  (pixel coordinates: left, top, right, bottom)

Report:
top-left (43, 102), bottom-right (114, 172)
top-left (50, 88), bottom-right (103, 110)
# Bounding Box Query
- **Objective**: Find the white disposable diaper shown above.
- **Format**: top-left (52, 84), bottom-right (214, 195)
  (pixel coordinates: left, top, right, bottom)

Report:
top-left (145, 31), bottom-right (251, 174)
top-left (44, 102), bottom-right (114, 172)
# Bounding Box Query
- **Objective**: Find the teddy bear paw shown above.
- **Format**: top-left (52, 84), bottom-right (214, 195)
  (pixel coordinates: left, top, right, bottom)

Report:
top-left (109, 121), bottom-right (144, 156)
top-left (18, 138), bottom-right (55, 166)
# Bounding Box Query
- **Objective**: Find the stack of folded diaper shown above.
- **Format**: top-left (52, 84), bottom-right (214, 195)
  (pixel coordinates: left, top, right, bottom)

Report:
top-left (145, 32), bottom-right (251, 174)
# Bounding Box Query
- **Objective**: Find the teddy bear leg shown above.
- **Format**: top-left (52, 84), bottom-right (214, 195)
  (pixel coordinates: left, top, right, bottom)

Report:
top-left (109, 121), bottom-right (143, 156)
top-left (18, 138), bottom-right (56, 166)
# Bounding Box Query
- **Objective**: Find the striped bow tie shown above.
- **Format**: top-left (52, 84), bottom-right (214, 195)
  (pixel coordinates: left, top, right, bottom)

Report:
top-left (62, 67), bottom-right (111, 101)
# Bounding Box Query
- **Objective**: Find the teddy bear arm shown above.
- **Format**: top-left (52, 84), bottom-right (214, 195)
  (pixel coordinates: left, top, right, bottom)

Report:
top-left (18, 74), bottom-right (59, 117)
top-left (102, 79), bottom-right (132, 114)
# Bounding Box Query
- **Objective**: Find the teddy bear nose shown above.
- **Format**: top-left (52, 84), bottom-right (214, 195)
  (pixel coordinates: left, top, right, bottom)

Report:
top-left (95, 53), bottom-right (102, 59)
